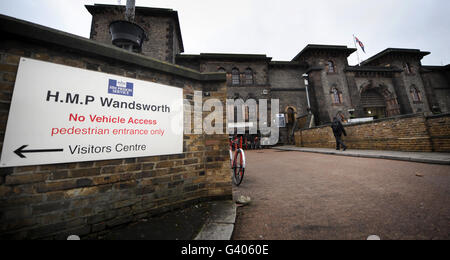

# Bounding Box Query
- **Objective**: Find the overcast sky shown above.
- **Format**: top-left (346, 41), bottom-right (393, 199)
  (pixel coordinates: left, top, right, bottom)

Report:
top-left (1, 0), bottom-right (449, 66)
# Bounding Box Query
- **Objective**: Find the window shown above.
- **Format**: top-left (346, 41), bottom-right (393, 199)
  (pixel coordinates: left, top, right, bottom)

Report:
top-left (327, 61), bottom-right (336, 73)
top-left (245, 68), bottom-right (253, 85)
top-left (217, 67), bottom-right (226, 73)
top-left (411, 87), bottom-right (422, 102)
top-left (404, 63), bottom-right (412, 74)
top-left (331, 87), bottom-right (342, 104)
top-left (232, 68), bottom-right (240, 85)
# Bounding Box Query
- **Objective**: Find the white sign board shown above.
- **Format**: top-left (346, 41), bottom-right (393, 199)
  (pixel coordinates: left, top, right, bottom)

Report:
top-left (276, 114), bottom-right (286, 128)
top-left (347, 117), bottom-right (374, 124)
top-left (0, 58), bottom-right (183, 167)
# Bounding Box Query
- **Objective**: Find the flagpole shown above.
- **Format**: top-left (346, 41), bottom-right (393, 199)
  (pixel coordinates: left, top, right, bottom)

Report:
top-left (353, 34), bottom-right (361, 66)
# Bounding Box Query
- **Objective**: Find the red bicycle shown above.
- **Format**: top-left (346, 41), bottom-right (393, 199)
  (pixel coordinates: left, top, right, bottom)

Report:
top-left (229, 136), bottom-right (246, 186)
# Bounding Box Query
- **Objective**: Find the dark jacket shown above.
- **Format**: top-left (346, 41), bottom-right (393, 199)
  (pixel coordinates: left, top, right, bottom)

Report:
top-left (331, 119), bottom-right (347, 137)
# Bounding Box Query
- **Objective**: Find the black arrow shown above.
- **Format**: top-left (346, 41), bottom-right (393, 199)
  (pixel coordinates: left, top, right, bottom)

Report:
top-left (14, 145), bottom-right (64, 158)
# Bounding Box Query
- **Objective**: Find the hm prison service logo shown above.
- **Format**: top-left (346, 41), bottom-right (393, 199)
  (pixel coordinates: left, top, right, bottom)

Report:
top-left (108, 79), bottom-right (134, 97)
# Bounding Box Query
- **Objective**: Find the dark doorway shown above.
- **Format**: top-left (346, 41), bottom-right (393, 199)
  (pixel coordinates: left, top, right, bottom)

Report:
top-left (284, 107), bottom-right (297, 145)
top-left (361, 89), bottom-right (387, 119)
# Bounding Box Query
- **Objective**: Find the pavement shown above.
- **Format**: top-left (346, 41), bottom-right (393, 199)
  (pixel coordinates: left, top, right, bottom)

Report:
top-left (101, 200), bottom-right (236, 240)
top-left (273, 146), bottom-right (450, 165)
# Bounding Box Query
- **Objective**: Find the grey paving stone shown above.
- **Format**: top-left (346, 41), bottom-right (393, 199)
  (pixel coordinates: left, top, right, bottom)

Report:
top-left (208, 201), bottom-right (236, 224)
top-left (274, 146), bottom-right (450, 165)
top-left (195, 223), bottom-right (234, 240)
top-left (195, 200), bottom-right (236, 240)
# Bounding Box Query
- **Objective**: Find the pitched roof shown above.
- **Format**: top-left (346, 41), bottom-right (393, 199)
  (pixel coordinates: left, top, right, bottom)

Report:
top-left (292, 44), bottom-right (356, 61)
top-left (361, 48), bottom-right (430, 66)
top-left (421, 64), bottom-right (450, 73)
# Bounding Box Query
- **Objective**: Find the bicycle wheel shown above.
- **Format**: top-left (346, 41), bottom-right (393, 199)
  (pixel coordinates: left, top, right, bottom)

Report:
top-left (233, 149), bottom-right (246, 186)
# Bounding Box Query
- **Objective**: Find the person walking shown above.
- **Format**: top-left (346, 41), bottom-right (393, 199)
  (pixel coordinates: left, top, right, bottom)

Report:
top-left (331, 117), bottom-right (347, 151)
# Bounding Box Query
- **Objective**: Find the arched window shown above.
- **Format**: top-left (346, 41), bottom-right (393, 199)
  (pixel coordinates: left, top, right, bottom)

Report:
top-left (232, 68), bottom-right (240, 85)
top-left (217, 67), bottom-right (226, 73)
top-left (331, 87), bottom-right (342, 104)
top-left (327, 61), bottom-right (336, 73)
top-left (404, 63), bottom-right (412, 74)
top-left (411, 86), bottom-right (422, 102)
top-left (245, 68), bottom-right (253, 85)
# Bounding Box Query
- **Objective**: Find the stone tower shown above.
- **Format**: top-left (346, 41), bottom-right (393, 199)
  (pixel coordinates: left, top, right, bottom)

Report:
top-left (86, 4), bottom-right (184, 63)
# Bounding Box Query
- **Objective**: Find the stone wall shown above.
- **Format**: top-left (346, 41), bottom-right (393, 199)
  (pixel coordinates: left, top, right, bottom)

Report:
top-left (269, 64), bottom-right (309, 144)
top-left (0, 15), bottom-right (230, 239)
top-left (295, 48), bottom-right (355, 124)
top-left (201, 60), bottom-right (269, 87)
top-left (421, 68), bottom-right (450, 113)
top-left (295, 113), bottom-right (450, 153)
top-left (362, 51), bottom-right (431, 114)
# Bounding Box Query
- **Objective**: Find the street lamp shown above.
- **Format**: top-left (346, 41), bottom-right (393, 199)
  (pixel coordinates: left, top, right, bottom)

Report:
top-left (109, 0), bottom-right (148, 53)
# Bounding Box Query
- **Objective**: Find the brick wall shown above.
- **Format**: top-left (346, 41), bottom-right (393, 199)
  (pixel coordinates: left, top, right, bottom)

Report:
top-left (422, 69), bottom-right (450, 113)
top-left (269, 65), bottom-right (309, 114)
top-left (295, 113), bottom-right (450, 152)
top-left (201, 60), bottom-right (269, 87)
top-left (427, 114), bottom-right (450, 152)
top-left (0, 16), bottom-right (230, 239)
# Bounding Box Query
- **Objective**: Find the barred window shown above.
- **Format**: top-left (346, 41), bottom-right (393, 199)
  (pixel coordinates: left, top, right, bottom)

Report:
top-left (232, 68), bottom-right (240, 85)
top-left (331, 87), bottom-right (342, 104)
top-left (404, 63), bottom-right (413, 74)
top-left (328, 61), bottom-right (336, 73)
top-left (245, 68), bottom-right (253, 85)
top-left (411, 86), bottom-right (422, 102)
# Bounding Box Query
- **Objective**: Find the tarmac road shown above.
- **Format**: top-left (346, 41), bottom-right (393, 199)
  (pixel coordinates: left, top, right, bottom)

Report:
top-left (232, 149), bottom-right (450, 240)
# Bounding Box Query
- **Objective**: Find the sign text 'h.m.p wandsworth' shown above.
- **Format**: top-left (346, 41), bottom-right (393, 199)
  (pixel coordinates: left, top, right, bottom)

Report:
top-left (45, 90), bottom-right (171, 113)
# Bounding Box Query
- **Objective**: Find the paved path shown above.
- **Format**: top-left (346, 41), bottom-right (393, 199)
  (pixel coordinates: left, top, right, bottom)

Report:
top-left (232, 150), bottom-right (450, 240)
top-left (273, 146), bottom-right (450, 165)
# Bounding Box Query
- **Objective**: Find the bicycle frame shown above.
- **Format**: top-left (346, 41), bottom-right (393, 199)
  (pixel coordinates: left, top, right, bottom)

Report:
top-left (229, 136), bottom-right (246, 186)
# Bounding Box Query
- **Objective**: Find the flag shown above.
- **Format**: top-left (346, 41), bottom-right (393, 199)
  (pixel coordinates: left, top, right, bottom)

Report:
top-left (355, 36), bottom-right (366, 53)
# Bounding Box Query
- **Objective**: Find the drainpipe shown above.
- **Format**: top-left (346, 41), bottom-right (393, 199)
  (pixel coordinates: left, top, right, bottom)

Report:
top-left (302, 73), bottom-right (311, 113)
top-left (302, 73), bottom-right (315, 128)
